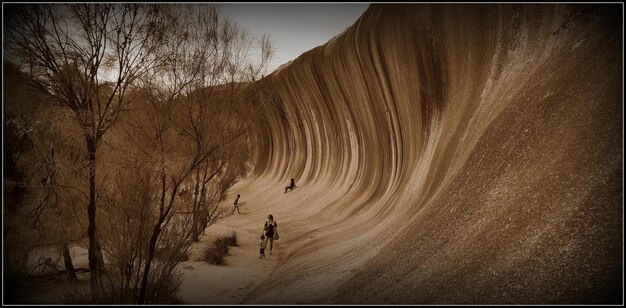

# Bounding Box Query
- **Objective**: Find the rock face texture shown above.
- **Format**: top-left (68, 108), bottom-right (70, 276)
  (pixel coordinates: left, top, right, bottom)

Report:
top-left (246, 4), bottom-right (622, 304)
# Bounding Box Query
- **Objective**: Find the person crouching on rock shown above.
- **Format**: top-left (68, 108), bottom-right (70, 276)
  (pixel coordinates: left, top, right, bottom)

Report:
top-left (284, 178), bottom-right (296, 194)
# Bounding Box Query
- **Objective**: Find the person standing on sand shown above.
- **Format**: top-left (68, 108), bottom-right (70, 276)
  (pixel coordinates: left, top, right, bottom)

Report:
top-left (234, 194), bottom-right (241, 214)
top-left (259, 235), bottom-right (266, 259)
top-left (263, 214), bottom-right (278, 255)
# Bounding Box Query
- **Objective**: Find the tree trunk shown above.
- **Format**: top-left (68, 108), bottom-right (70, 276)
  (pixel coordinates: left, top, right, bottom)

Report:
top-left (138, 171), bottom-right (167, 304)
top-left (61, 242), bottom-right (77, 281)
top-left (191, 225), bottom-right (200, 242)
top-left (191, 167), bottom-right (201, 242)
top-left (193, 162), bottom-right (211, 241)
top-left (196, 184), bottom-right (208, 238)
top-left (138, 224), bottom-right (161, 304)
top-left (86, 136), bottom-right (104, 294)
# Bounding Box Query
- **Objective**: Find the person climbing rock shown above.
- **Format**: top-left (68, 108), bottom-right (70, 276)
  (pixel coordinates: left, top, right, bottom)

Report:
top-left (284, 178), bottom-right (296, 194)
top-left (263, 214), bottom-right (278, 255)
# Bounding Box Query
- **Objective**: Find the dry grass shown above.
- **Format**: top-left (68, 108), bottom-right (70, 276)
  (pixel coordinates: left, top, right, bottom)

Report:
top-left (226, 230), bottom-right (238, 247)
top-left (61, 272), bottom-right (183, 304)
top-left (203, 231), bottom-right (238, 265)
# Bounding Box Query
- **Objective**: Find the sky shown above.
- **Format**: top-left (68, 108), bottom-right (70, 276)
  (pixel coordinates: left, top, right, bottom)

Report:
top-left (216, 4), bottom-right (370, 73)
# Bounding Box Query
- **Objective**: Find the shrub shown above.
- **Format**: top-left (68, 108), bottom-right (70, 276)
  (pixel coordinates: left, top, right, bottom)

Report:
top-left (203, 231), bottom-right (238, 265)
top-left (203, 244), bottom-right (225, 265)
top-left (62, 270), bottom-right (183, 304)
top-left (155, 247), bottom-right (189, 262)
top-left (225, 230), bottom-right (238, 247)
top-left (62, 283), bottom-right (89, 304)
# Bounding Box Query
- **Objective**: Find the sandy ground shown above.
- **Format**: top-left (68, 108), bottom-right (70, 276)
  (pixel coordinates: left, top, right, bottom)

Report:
top-left (178, 180), bottom-right (290, 304)
top-left (178, 173), bottom-right (357, 304)
top-left (177, 172), bottom-right (388, 304)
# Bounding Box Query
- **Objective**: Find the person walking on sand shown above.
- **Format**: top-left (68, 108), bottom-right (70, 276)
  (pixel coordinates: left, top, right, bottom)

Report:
top-left (284, 178), bottom-right (296, 194)
top-left (263, 214), bottom-right (278, 255)
top-left (234, 194), bottom-right (241, 214)
top-left (259, 235), bottom-right (266, 259)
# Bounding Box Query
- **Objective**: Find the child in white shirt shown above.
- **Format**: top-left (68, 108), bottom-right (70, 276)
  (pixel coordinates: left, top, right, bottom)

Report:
top-left (259, 235), bottom-right (266, 259)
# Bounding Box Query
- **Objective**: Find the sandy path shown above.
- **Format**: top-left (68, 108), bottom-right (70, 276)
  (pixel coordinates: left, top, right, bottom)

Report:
top-left (176, 174), bottom-right (368, 304)
top-left (178, 181), bottom-right (287, 304)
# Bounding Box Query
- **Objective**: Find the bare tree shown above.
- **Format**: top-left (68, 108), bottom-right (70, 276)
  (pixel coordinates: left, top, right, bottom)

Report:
top-left (179, 8), bottom-right (273, 241)
top-left (6, 3), bottom-right (272, 303)
top-left (4, 61), bottom-right (92, 288)
top-left (111, 5), bottom-right (272, 303)
top-left (5, 4), bottom-right (167, 293)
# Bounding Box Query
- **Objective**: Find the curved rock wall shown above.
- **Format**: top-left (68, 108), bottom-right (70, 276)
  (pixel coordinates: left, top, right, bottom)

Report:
top-left (246, 4), bottom-right (622, 304)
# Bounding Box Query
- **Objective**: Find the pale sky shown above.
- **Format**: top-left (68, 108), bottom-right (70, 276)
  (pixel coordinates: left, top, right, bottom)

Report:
top-left (216, 3), bottom-right (370, 73)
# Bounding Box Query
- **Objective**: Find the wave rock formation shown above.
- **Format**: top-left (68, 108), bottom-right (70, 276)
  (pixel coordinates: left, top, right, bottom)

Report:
top-left (241, 4), bottom-right (622, 304)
